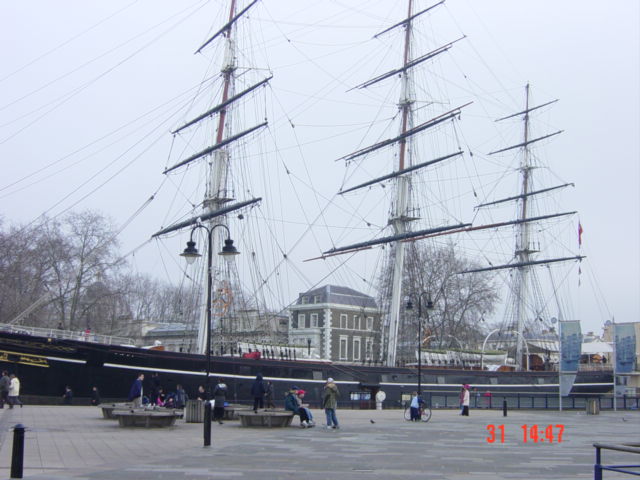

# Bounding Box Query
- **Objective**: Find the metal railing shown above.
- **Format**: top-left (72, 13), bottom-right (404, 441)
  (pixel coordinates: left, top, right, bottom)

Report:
top-left (593, 443), bottom-right (640, 479)
top-left (343, 392), bottom-right (640, 411)
top-left (0, 323), bottom-right (135, 346)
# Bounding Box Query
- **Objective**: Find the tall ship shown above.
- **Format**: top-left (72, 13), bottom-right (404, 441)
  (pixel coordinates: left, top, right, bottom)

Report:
top-left (0, 0), bottom-right (612, 405)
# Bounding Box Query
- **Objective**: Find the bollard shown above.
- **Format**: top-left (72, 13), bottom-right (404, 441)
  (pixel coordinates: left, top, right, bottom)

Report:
top-left (11, 424), bottom-right (25, 479)
top-left (203, 401), bottom-right (212, 447)
top-left (502, 399), bottom-right (507, 417)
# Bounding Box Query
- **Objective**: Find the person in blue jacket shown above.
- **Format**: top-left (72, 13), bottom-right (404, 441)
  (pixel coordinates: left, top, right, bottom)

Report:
top-left (128, 373), bottom-right (144, 408)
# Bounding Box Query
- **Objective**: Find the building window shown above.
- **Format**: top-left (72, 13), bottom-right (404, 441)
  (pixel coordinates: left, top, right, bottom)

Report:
top-left (310, 313), bottom-right (318, 328)
top-left (365, 338), bottom-right (373, 360)
top-left (340, 314), bottom-right (347, 329)
top-left (298, 314), bottom-right (305, 329)
top-left (347, 315), bottom-right (354, 330)
top-left (291, 315), bottom-right (298, 329)
top-left (301, 296), bottom-right (309, 304)
top-left (366, 316), bottom-right (373, 331)
top-left (353, 337), bottom-right (361, 361)
top-left (339, 335), bottom-right (348, 360)
top-left (313, 295), bottom-right (321, 303)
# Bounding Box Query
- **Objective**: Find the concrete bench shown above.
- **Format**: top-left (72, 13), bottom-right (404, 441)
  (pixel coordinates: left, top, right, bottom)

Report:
top-left (223, 404), bottom-right (252, 420)
top-left (237, 410), bottom-right (294, 428)
top-left (112, 409), bottom-right (181, 428)
top-left (101, 403), bottom-right (133, 419)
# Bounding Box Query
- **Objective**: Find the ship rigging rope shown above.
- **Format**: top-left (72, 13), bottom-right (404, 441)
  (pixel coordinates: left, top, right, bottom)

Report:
top-left (0, 0), bottom-right (204, 131)
top-left (0, 0), bottom-right (139, 85)
top-left (0, 78), bottom-right (209, 198)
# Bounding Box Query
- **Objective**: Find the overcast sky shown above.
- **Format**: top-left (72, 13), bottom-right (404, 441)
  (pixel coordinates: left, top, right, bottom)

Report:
top-left (0, 0), bottom-right (638, 335)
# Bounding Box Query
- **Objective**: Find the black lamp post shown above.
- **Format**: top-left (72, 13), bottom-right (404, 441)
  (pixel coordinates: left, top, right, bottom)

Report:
top-left (405, 293), bottom-right (434, 397)
top-left (181, 223), bottom-right (239, 447)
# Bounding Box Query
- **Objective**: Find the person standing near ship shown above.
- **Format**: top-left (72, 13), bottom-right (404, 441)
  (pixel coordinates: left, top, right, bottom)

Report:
top-left (322, 377), bottom-right (340, 429)
top-left (8, 374), bottom-right (22, 408)
top-left (212, 378), bottom-right (228, 424)
top-left (128, 373), bottom-right (144, 408)
top-left (251, 373), bottom-right (266, 413)
top-left (90, 386), bottom-right (101, 406)
top-left (265, 380), bottom-right (275, 409)
top-left (460, 384), bottom-right (470, 416)
top-left (62, 386), bottom-right (73, 405)
top-left (0, 371), bottom-right (9, 408)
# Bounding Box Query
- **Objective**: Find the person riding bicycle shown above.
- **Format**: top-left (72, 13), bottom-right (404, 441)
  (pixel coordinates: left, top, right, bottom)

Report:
top-left (409, 391), bottom-right (425, 422)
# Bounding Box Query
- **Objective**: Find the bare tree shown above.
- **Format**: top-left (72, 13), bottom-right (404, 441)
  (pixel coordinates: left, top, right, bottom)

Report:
top-left (378, 242), bottom-right (499, 362)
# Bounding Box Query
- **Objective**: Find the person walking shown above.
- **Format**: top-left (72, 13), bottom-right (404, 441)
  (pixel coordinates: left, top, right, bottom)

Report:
top-left (0, 370), bottom-right (10, 408)
top-left (322, 377), bottom-right (340, 429)
top-left (461, 384), bottom-right (470, 416)
top-left (128, 373), bottom-right (144, 408)
top-left (8, 374), bottom-right (23, 408)
top-left (212, 378), bottom-right (228, 424)
top-left (251, 373), bottom-right (266, 413)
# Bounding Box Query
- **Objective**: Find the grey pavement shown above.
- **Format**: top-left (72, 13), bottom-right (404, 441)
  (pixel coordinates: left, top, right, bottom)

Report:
top-left (0, 405), bottom-right (639, 479)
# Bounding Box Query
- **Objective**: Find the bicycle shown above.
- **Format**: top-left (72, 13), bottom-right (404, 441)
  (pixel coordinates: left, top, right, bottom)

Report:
top-left (404, 404), bottom-right (432, 422)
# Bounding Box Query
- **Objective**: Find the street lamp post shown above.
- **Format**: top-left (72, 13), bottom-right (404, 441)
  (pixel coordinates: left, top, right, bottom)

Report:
top-left (181, 223), bottom-right (239, 447)
top-left (405, 293), bottom-right (434, 396)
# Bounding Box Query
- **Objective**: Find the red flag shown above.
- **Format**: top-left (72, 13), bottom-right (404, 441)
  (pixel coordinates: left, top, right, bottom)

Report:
top-left (578, 222), bottom-right (584, 247)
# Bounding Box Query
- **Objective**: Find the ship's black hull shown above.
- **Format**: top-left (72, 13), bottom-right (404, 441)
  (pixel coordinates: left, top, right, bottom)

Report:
top-left (0, 331), bottom-right (613, 406)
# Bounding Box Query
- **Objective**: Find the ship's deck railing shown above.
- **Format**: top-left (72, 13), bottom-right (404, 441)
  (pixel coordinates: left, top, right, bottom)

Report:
top-left (0, 323), bottom-right (135, 346)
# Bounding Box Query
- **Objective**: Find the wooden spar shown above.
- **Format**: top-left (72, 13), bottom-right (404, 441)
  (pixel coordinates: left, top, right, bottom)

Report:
top-left (352, 36), bottom-right (465, 91)
top-left (322, 223), bottom-right (470, 256)
top-left (163, 122), bottom-right (267, 174)
top-left (374, 0), bottom-right (445, 38)
top-left (488, 130), bottom-right (563, 155)
top-left (307, 211), bottom-right (576, 261)
top-left (194, 0), bottom-right (258, 54)
top-left (337, 104), bottom-right (470, 162)
top-left (151, 198), bottom-right (261, 238)
top-left (458, 255), bottom-right (585, 275)
top-left (475, 183), bottom-right (574, 209)
top-left (339, 151), bottom-right (463, 195)
top-left (496, 99), bottom-right (558, 122)
top-left (172, 76), bottom-right (272, 134)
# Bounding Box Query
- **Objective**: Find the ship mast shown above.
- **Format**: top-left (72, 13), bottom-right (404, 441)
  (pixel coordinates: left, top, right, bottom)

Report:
top-left (513, 83), bottom-right (533, 370)
top-left (462, 84), bottom-right (584, 370)
top-left (196, 0), bottom-right (238, 356)
top-left (386, 0), bottom-right (415, 367)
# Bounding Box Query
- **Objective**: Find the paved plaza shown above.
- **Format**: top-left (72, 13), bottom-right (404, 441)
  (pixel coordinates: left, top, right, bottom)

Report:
top-left (0, 405), bottom-right (638, 479)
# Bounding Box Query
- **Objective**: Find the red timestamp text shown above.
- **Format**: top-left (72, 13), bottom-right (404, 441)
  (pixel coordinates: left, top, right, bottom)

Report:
top-left (486, 424), bottom-right (565, 444)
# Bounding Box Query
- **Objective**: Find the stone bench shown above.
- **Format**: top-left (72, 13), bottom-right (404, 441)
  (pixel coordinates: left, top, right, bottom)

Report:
top-left (112, 409), bottom-right (181, 428)
top-left (223, 404), bottom-right (252, 421)
top-left (101, 403), bottom-right (133, 419)
top-left (237, 410), bottom-right (294, 428)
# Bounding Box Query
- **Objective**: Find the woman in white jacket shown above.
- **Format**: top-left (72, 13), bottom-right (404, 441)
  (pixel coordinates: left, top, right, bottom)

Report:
top-left (8, 374), bottom-right (23, 408)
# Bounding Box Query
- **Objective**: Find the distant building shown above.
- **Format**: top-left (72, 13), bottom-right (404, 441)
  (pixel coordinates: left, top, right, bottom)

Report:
top-left (140, 322), bottom-right (198, 353)
top-left (288, 285), bottom-right (382, 363)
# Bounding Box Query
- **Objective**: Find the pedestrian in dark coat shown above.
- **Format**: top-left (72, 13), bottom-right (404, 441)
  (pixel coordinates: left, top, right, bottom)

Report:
top-left (213, 378), bottom-right (228, 424)
top-left (128, 373), bottom-right (144, 408)
top-left (90, 386), bottom-right (101, 406)
top-left (62, 386), bottom-right (73, 405)
top-left (265, 380), bottom-right (275, 408)
top-left (0, 371), bottom-right (10, 409)
top-left (175, 384), bottom-right (187, 409)
top-left (251, 373), bottom-right (266, 412)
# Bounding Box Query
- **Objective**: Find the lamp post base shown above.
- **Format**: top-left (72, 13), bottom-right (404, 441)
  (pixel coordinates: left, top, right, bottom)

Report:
top-left (204, 401), bottom-right (212, 446)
